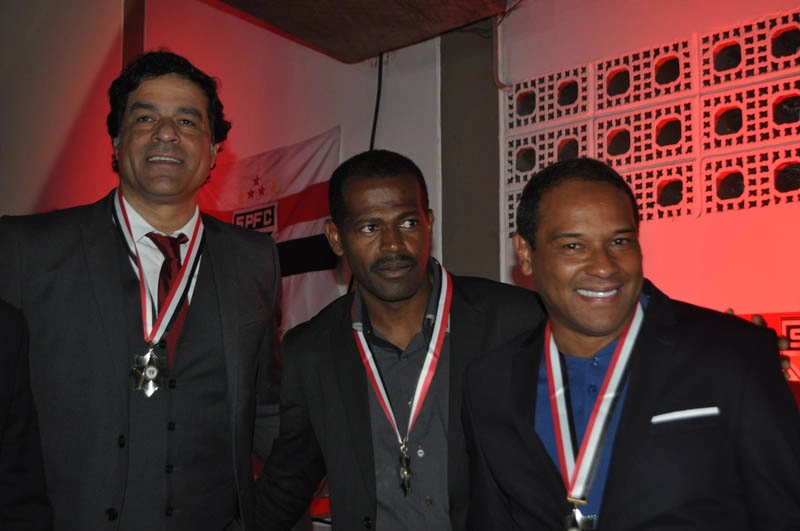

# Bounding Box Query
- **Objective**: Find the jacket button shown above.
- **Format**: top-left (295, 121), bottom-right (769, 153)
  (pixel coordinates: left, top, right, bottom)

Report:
top-left (362, 516), bottom-right (373, 529)
top-left (165, 505), bottom-right (174, 517)
top-left (106, 508), bottom-right (118, 520)
top-left (165, 464), bottom-right (174, 474)
top-left (167, 421), bottom-right (176, 431)
top-left (117, 435), bottom-right (126, 448)
top-left (168, 379), bottom-right (177, 389)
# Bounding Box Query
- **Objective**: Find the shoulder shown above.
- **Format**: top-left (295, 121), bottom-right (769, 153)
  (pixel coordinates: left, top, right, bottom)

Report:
top-left (650, 284), bottom-right (775, 348)
top-left (0, 196), bottom-right (105, 235)
top-left (451, 274), bottom-right (541, 309)
top-left (644, 283), bottom-right (779, 374)
top-left (281, 293), bottom-right (353, 353)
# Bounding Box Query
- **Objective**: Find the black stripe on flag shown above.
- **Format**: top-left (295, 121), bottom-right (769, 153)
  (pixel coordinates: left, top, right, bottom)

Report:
top-left (277, 234), bottom-right (338, 277)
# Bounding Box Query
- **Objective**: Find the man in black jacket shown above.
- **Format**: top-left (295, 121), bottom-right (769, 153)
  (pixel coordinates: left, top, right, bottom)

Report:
top-left (256, 150), bottom-right (544, 530)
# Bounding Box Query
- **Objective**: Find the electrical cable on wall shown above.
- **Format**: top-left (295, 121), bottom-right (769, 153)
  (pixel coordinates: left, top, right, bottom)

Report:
top-left (369, 52), bottom-right (384, 151)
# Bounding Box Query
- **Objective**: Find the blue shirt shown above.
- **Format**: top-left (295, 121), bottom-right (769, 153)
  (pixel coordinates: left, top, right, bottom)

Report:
top-left (534, 295), bottom-right (647, 521)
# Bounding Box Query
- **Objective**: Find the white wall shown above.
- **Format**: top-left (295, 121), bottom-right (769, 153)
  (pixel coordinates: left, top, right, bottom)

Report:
top-left (0, 0), bottom-right (442, 256)
top-left (0, 0), bottom-right (122, 214)
top-left (499, 0), bottom-right (800, 315)
top-left (144, 0), bottom-right (442, 255)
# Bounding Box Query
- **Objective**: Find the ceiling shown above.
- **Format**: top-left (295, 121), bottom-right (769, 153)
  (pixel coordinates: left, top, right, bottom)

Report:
top-left (219, 0), bottom-right (507, 63)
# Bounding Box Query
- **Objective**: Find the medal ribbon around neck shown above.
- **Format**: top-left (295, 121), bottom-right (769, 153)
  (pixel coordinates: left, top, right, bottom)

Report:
top-left (113, 188), bottom-right (204, 346)
top-left (545, 300), bottom-right (644, 503)
top-left (353, 265), bottom-right (453, 447)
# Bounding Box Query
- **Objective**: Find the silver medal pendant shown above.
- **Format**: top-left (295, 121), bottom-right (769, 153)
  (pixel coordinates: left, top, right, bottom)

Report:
top-left (131, 348), bottom-right (165, 397)
top-left (399, 442), bottom-right (413, 496)
top-left (564, 506), bottom-right (596, 531)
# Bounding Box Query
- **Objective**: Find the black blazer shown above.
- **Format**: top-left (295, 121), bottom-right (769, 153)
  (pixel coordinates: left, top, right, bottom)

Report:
top-left (256, 274), bottom-right (544, 531)
top-left (0, 191), bottom-right (281, 530)
top-left (463, 281), bottom-right (800, 530)
top-left (0, 299), bottom-right (51, 530)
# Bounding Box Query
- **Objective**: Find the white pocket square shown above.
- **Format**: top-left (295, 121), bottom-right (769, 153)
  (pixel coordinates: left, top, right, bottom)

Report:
top-left (651, 406), bottom-right (720, 424)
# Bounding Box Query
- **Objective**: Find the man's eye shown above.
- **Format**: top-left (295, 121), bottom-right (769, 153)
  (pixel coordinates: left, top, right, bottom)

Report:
top-left (359, 225), bottom-right (377, 233)
top-left (136, 115), bottom-right (153, 123)
top-left (399, 219), bottom-right (418, 229)
top-left (179, 118), bottom-right (196, 126)
top-left (562, 242), bottom-right (580, 250)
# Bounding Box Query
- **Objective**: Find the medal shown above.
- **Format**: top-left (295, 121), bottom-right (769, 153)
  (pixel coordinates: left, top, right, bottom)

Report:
top-left (564, 505), bottom-right (596, 531)
top-left (354, 264), bottom-right (453, 496)
top-left (546, 301), bottom-right (644, 522)
top-left (131, 347), bottom-right (167, 397)
top-left (399, 441), bottom-right (413, 496)
top-left (114, 189), bottom-right (203, 397)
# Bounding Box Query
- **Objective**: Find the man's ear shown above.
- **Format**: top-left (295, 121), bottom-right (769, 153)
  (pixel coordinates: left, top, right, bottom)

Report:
top-left (512, 233), bottom-right (534, 277)
top-left (426, 209), bottom-right (434, 233)
top-left (324, 219), bottom-right (344, 257)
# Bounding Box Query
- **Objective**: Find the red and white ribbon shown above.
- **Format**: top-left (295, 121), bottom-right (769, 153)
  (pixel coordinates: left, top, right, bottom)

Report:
top-left (546, 301), bottom-right (644, 503)
top-left (113, 188), bottom-right (203, 346)
top-left (354, 266), bottom-right (453, 446)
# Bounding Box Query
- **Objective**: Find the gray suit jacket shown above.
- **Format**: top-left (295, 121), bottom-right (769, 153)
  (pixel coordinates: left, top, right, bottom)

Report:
top-left (255, 274), bottom-right (545, 531)
top-left (0, 191), bottom-right (281, 530)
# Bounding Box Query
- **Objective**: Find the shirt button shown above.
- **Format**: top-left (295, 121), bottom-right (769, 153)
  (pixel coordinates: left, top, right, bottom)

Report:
top-left (106, 508), bottom-right (118, 521)
top-left (117, 435), bottom-right (126, 448)
top-left (591, 357), bottom-right (600, 367)
top-left (362, 516), bottom-right (373, 529)
top-left (167, 421), bottom-right (176, 431)
top-left (165, 464), bottom-right (174, 474)
top-left (588, 384), bottom-right (598, 394)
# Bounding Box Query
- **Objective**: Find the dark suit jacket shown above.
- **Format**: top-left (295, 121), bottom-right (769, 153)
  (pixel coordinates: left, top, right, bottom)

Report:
top-left (463, 281), bottom-right (800, 531)
top-left (0, 191), bottom-right (281, 530)
top-left (255, 275), bottom-right (544, 531)
top-left (0, 299), bottom-right (51, 530)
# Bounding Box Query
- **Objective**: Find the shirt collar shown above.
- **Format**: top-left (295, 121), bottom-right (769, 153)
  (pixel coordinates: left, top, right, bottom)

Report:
top-left (352, 258), bottom-right (443, 340)
top-left (121, 193), bottom-right (199, 245)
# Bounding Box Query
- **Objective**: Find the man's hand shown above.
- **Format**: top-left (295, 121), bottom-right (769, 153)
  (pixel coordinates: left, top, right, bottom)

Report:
top-left (727, 309), bottom-right (791, 379)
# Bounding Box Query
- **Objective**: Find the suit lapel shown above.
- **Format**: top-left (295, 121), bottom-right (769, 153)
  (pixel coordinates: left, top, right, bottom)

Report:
top-left (82, 192), bottom-right (140, 377)
top-left (330, 301), bottom-right (377, 498)
top-left (200, 218), bottom-right (241, 425)
top-left (511, 328), bottom-right (568, 522)
top-left (446, 281), bottom-right (484, 498)
top-left (600, 284), bottom-right (678, 525)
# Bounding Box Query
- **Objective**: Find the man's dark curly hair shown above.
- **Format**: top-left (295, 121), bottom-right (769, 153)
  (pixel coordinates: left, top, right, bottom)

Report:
top-left (106, 50), bottom-right (231, 171)
top-left (328, 150), bottom-right (429, 226)
top-left (516, 157), bottom-right (639, 249)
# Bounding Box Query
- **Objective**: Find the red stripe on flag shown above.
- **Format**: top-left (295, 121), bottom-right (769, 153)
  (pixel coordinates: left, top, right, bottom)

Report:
top-left (277, 181), bottom-right (330, 229)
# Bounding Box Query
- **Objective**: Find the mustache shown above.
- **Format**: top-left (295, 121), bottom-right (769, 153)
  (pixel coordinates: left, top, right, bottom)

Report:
top-left (145, 146), bottom-right (185, 158)
top-left (370, 255), bottom-right (417, 273)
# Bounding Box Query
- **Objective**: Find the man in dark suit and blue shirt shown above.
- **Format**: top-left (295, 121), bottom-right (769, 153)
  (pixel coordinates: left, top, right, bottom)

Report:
top-left (462, 157), bottom-right (800, 530)
top-left (0, 51), bottom-right (281, 530)
top-left (255, 150), bottom-right (545, 530)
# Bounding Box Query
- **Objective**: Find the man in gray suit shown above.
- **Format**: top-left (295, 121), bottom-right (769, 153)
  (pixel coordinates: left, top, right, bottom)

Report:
top-left (0, 51), bottom-right (281, 530)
